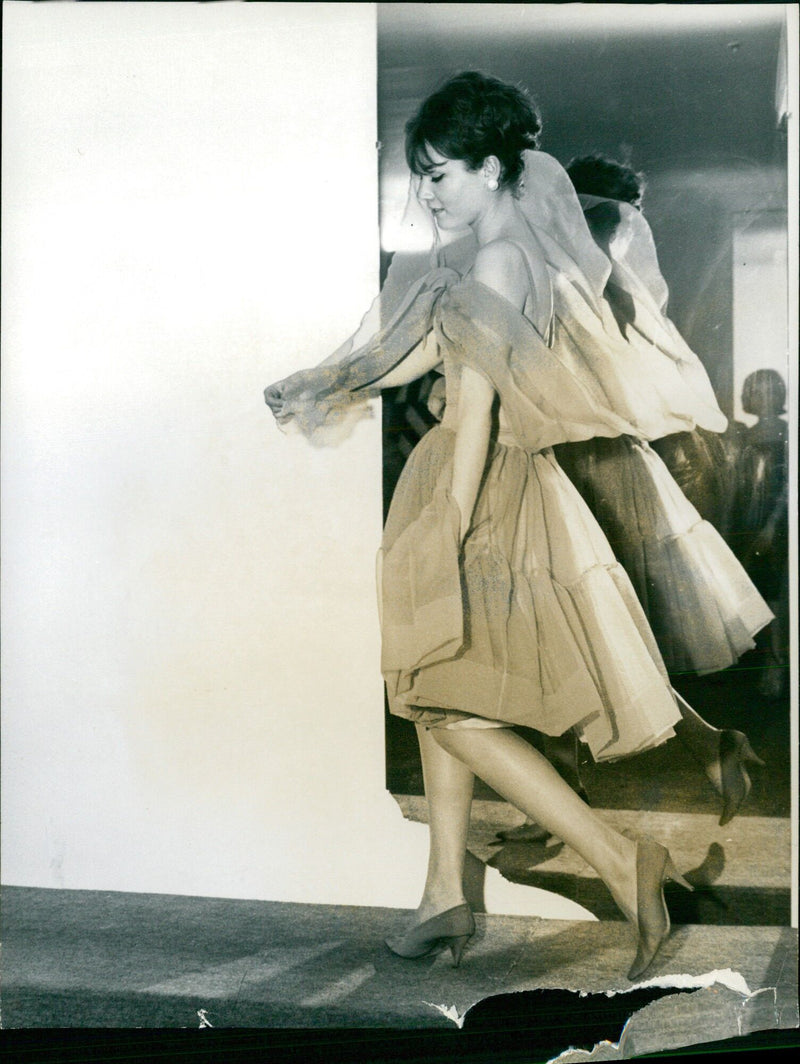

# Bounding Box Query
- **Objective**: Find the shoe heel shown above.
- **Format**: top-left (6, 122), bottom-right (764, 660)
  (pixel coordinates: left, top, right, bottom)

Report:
top-left (665, 855), bottom-right (693, 892)
top-left (449, 935), bottom-right (470, 968)
top-left (718, 731), bottom-right (758, 826)
top-left (386, 903), bottom-right (474, 962)
top-left (739, 736), bottom-right (765, 767)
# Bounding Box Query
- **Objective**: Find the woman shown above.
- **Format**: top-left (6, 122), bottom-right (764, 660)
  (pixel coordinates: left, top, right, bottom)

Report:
top-left (428, 154), bottom-right (768, 834)
top-left (265, 72), bottom-right (694, 980)
top-left (730, 369), bottom-right (790, 698)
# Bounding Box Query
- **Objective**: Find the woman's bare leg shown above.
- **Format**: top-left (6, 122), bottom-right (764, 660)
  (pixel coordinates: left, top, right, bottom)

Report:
top-left (498, 693), bottom-right (760, 837)
top-left (431, 726), bottom-right (638, 921)
top-left (414, 724), bottom-right (475, 922)
top-left (498, 730), bottom-right (585, 842)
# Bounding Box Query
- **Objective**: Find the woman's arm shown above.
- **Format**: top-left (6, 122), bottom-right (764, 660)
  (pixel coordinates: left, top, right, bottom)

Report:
top-left (266, 247), bottom-right (443, 409)
top-left (264, 321), bottom-right (372, 412)
top-left (450, 241), bottom-right (529, 544)
top-left (451, 365), bottom-right (495, 543)
top-left (264, 326), bottom-right (440, 419)
top-left (367, 329), bottom-right (441, 389)
top-left (265, 298), bottom-right (443, 417)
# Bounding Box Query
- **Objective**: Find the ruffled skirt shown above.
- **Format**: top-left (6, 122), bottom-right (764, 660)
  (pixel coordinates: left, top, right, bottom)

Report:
top-left (553, 436), bottom-right (774, 674)
top-left (379, 426), bottom-right (681, 763)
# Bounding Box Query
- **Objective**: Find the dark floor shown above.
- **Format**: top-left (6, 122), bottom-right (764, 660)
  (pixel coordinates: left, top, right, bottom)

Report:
top-left (1, 886), bottom-right (797, 1044)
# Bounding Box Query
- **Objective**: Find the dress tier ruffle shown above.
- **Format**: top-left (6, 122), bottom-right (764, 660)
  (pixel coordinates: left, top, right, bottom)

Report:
top-left (554, 437), bottom-right (774, 675)
top-left (380, 419), bottom-right (680, 765)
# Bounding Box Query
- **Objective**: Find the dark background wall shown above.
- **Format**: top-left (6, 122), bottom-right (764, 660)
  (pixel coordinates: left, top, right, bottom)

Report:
top-left (377, 3), bottom-right (788, 418)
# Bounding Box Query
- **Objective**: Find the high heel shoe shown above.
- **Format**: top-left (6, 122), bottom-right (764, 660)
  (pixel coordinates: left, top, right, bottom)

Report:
top-left (628, 836), bottom-right (694, 982)
top-left (716, 730), bottom-right (765, 827)
top-left (385, 903), bottom-right (475, 968)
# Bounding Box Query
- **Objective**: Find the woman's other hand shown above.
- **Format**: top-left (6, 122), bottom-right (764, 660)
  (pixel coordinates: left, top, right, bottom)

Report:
top-left (426, 375), bottom-right (447, 421)
top-left (264, 373), bottom-right (303, 423)
top-left (263, 380), bottom-right (287, 422)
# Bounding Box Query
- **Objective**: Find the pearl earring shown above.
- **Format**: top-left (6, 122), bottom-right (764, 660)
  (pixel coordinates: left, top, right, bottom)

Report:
top-left (487, 178), bottom-right (499, 191)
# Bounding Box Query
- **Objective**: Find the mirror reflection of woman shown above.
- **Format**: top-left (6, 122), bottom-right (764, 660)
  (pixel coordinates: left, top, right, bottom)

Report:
top-left (265, 72), bottom-right (706, 981)
top-left (731, 369), bottom-right (790, 699)
top-left (551, 156), bottom-right (772, 825)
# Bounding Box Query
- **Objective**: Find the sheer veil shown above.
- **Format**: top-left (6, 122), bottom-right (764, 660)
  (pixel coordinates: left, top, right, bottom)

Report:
top-left (579, 193), bottom-right (670, 311)
top-left (577, 192), bottom-right (727, 432)
top-left (517, 151), bottom-right (611, 314)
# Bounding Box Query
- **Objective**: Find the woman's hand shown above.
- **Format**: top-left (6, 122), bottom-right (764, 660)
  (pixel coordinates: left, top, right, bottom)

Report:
top-left (264, 372), bottom-right (305, 423)
top-left (263, 379), bottom-right (288, 422)
top-left (425, 375), bottom-right (447, 421)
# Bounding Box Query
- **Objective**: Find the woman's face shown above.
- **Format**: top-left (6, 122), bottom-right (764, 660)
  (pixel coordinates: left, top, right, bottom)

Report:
top-left (415, 146), bottom-right (491, 231)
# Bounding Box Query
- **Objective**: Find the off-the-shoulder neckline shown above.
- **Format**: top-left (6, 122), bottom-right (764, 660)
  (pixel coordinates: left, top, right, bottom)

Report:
top-left (455, 273), bottom-right (554, 346)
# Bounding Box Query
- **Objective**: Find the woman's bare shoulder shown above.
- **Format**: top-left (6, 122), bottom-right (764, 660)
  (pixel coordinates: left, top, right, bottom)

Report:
top-left (473, 239), bottom-right (529, 309)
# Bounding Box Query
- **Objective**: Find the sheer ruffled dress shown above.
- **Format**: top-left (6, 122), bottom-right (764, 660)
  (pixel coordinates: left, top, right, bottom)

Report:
top-left (273, 152), bottom-right (764, 762)
top-left (380, 273), bottom-right (682, 761)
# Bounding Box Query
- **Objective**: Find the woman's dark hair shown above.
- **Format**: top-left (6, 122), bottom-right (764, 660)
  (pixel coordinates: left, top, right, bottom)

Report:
top-left (405, 71), bottom-right (541, 193)
top-left (566, 154), bottom-right (646, 208)
top-left (741, 368), bottom-right (787, 417)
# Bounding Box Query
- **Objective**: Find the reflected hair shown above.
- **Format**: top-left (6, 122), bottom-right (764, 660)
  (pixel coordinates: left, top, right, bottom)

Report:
top-left (741, 369), bottom-right (787, 416)
top-left (405, 71), bottom-right (541, 194)
top-left (566, 154), bottom-right (646, 208)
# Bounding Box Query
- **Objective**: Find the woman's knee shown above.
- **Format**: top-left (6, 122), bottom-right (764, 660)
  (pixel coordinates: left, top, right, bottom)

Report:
top-left (428, 726), bottom-right (481, 764)
top-left (428, 726), bottom-right (456, 752)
